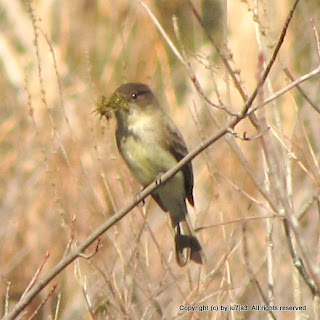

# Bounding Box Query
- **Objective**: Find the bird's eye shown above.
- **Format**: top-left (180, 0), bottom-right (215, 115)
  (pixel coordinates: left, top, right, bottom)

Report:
top-left (131, 93), bottom-right (138, 100)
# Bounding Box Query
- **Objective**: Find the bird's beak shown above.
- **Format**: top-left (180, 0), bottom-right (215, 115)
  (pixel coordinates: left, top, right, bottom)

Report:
top-left (95, 92), bottom-right (128, 120)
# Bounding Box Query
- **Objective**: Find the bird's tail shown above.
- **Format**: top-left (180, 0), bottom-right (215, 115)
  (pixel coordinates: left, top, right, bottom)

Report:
top-left (174, 215), bottom-right (205, 267)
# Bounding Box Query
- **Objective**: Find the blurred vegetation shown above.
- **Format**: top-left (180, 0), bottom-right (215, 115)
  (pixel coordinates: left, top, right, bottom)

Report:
top-left (1, 0), bottom-right (320, 319)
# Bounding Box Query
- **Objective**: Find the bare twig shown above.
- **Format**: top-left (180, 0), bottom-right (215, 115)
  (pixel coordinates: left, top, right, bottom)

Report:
top-left (242, 224), bottom-right (277, 320)
top-left (282, 220), bottom-right (319, 295)
top-left (74, 260), bottom-right (95, 319)
top-left (1, 276), bottom-right (11, 317)
top-left (53, 293), bottom-right (61, 320)
top-left (298, 193), bottom-right (319, 221)
top-left (25, 284), bottom-right (57, 320)
top-left (242, 0), bottom-right (301, 117)
top-left (20, 251), bottom-right (50, 300)
top-left (228, 127), bottom-right (269, 141)
top-left (283, 67), bottom-right (320, 114)
top-left (138, 205), bottom-right (189, 301)
top-left (187, 0), bottom-right (247, 102)
top-left (78, 238), bottom-right (101, 259)
top-left (3, 1), bottom-right (312, 319)
top-left (63, 214), bottom-right (77, 257)
top-left (311, 19), bottom-right (320, 61)
top-left (195, 214), bottom-right (283, 232)
top-left (314, 295), bottom-right (320, 320)
top-left (249, 65), bottom-right (320, 115)
top-left (138, 0), bottom-right (236, 115)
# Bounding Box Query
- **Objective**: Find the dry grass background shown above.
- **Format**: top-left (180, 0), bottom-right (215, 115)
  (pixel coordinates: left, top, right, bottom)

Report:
top-left (0, 0), bottom-right (320, 319)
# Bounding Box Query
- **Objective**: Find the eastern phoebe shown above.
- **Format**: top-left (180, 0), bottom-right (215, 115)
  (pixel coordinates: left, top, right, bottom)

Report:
top-left (98, 83), bottom-right (205, 266)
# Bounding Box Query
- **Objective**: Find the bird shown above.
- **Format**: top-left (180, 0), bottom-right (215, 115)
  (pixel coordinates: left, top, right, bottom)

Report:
top-left (100, 82), bottom-right (205, 266)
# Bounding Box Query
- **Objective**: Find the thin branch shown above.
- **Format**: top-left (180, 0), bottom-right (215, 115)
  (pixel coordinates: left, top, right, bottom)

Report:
top-left (2, 1), bottom-right (310, 319)
top-left (63, 214), bottom-right (77, 257)
top-left (228, 127), bottom-right (269, 141)
top-left (241, 0), bottom-right (301, 117)
top-left (25, 284), bottom-right (57, 320)
top-left (283, 67), bottom-right (320, 114)
top-left (249, 65), bottom-right (320, 115)
top-left (282, 220), bottom-right (319, 295)
top-left (53, 293), bottom-right (61, 320)
top-left (138, 0), bottom-right (235, 114)
top-left (78, 238), bottom-right (101, 259)
top-left (311, 19), bottom-right (320, 61)
top-left (138, 0), bottom-right (185, 67)
top-left (20, 252), bottom-right (50, 300)
top-left (187, 0), bottom-right (247, 102)
top-left (1, 276), bottom-right (11, 317)
top-left (242, 224), bottom-right (277, 320)
top-left (195, 214), bottom-right (283, 232)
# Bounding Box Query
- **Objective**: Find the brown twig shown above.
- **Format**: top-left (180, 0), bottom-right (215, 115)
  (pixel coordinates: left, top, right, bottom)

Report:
top-left (228, 128), bottom-right (269, 141)
top-left (311, 19), bottom-right (320, 61)
top-left (249, 65), bottom-right (320, 115)
top-left (20, 251), bottom-right (50, 301)
top-left (78, 238), bottom-right (101, 259)
top-left (74, 260), bottom-right (95, 319)
top-left (1, 276), bottom-right (11, 317)
top-left (138, 0), bottom-right (236, 115)
top-left (283, 219), bottom-right (319, 295)
top-left (25, 284), bottom-right (57, 320)
top-left (195, 214), bottom-right (283, 232)
top-left (242, 224), bottom-right (277, 320)
top-left (53, 293), bottom-right (61, 320)
top-left (2, 1), bottom-right (307, 319)
top-left (187, 0), bottom-right (247, 102)
top-left (241, 0), bottom-right (301, 117)
top-left (283, 67), bottom-right (320, 114)
top-left (63, 214), bottom-right (77, 257)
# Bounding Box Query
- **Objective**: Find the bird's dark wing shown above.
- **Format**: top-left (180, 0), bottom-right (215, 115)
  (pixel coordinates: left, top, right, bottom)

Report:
top-left (163, 117), bottom-right (194, 206)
